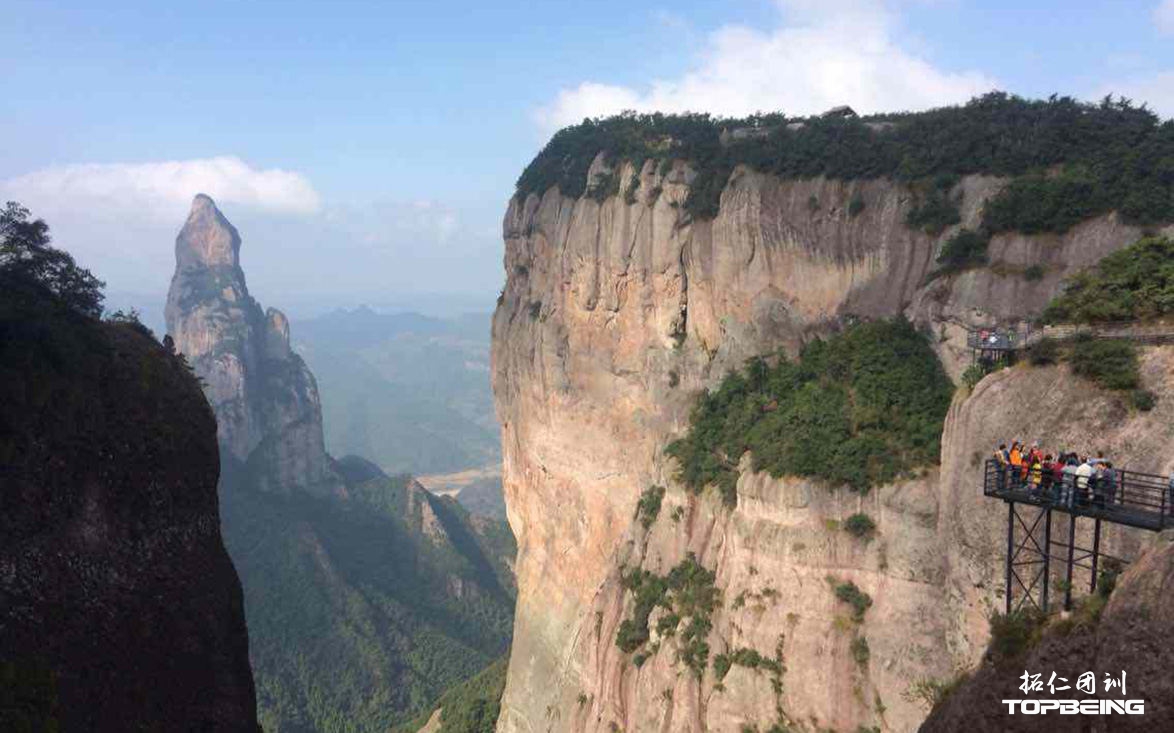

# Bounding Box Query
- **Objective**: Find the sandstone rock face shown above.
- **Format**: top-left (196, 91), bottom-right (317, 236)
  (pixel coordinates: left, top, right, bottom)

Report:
top-left (166, 194), bottom-right (342, 497)
top-left (491, 163), bottom-right (1173, 732)
top-left (0, 296), bottom-right (258, 730)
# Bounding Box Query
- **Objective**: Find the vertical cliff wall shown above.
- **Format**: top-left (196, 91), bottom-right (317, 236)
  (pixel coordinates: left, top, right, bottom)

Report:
top-left (0, 286), bottom-right (258, 730)
top-left (165, 194), bottom-right (342, 496)
top-left (491, 160), bottom-right (1169, 732)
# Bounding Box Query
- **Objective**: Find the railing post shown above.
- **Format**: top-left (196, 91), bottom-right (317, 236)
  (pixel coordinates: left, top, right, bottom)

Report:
top-left (1161, 476), bottom-right (1168, 528)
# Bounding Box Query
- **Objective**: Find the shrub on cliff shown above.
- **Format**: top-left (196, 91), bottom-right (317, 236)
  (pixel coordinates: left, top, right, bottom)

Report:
top-left (666, 319), bottom-right (952, 501)
top-left (1043, 235), bottom-right (1174, 324)
top-left (935, 228), bottom-right (990, 273)
top-left (832, 580), bottom-right (873, 622)
top-left (1068, 337), bottom-right (1140, 391)
top-left (987, 609), bottom-right (1046, 662)
top-left (635, 485), bottom-right (666, 530)
top-left (906, 176), bottom-right (962, 236)
top-left (843, 513), bottom-right (877, 540)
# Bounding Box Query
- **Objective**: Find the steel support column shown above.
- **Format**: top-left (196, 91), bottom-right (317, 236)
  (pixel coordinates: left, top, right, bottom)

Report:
top-left (1042, 509), bottom-right (1052, 612)
top-left (1065, 513), bottom-right (1077, 611)
top-left (1090, 517), bottom-right (1102, 593)
top-left (1006, 502), bottom-right (1014, 615)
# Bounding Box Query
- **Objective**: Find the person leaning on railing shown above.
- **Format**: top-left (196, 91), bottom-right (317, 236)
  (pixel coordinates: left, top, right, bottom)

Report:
top-left (1075, 457), bottom-right (1094, 507)
top-left (992, 444), bottom-right (1009, 491)
top-left (1100, 462), bottom-right (1118, 508)
top-left (1040, 454), bottom-right (1058, 500)
top-left (1009, 442), bottom-right (1023, 488)
top-left (1029, 455), bottom-right (1044, 495)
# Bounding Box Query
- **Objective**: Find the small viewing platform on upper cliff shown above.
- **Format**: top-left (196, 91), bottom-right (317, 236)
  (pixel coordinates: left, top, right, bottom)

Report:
top-left (983, 458), bottom-right (1173, 531)
top-left (967, 326), bottom-right (1029, 356)
top-left (967, 321), bottom-right (1174, 365)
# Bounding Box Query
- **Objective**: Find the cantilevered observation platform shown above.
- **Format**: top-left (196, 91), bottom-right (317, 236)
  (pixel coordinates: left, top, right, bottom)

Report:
top-left (982, 459), bottom-right (1172, 614)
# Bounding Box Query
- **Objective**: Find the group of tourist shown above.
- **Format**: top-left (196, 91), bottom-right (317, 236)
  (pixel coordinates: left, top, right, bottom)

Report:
top-left (991, 442), bottom-right (1121, 509)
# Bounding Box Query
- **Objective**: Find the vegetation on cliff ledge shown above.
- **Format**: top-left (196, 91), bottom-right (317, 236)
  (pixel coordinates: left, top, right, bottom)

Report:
top-left (615, 553), bottom-right (721, 678)
top-left (517, 93), bottom-right (1174, 232)
top-left (1043, 235), bottom-right (1174, 324)
top-left (666, 319), bottom-right (952, 503)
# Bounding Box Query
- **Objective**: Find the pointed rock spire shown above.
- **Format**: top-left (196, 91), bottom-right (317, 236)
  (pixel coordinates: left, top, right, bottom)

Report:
top-left (175, 194), bottom-right (242, 270)
top-left (164, 196), bottom-right (341, 497)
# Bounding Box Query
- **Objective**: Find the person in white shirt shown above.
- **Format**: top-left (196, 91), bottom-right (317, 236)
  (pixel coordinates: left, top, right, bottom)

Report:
top-left (1075, 458), bottom-right (1094, 507)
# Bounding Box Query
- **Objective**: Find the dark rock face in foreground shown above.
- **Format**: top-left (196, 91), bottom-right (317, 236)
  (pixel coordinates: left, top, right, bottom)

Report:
top-left (921, 533), bottom-right (1174, 732)
top-left (0, 286), bottom-right (259, 731)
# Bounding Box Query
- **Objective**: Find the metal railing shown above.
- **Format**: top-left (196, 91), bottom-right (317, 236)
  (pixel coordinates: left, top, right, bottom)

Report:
top-left (983, 458), bottom-right (1173, 531)
top-left (967, 327), bottom-right (1030, 351)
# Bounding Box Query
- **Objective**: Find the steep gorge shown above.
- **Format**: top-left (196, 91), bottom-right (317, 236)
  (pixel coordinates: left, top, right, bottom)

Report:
top-left (167, 195), bottom-right (516, 732)
top-left (491, 146), bottom-right (1173, 731)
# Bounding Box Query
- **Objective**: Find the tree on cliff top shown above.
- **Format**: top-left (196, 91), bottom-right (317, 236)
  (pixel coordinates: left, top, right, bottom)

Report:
top-left (1, 201), bottom-right (104, 318)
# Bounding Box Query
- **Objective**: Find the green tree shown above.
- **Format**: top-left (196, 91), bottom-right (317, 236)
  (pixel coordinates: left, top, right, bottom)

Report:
top-left (0, 202), bottom-right (104, 317)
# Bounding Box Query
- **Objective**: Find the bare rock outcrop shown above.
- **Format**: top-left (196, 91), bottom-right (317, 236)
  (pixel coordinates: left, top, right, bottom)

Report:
top-left (491, 163), bottom-right (1172, 732)
top-left (165, 194), bottom-right (342, 496)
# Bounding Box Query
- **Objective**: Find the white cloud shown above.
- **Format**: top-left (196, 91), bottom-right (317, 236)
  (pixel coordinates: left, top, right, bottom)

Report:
top-left (0, 156), bottom-right (321, 221)
top-left (535, 0), bottom-right (996, 132)
top-left (1156, 0), bottom-right (1174, 35)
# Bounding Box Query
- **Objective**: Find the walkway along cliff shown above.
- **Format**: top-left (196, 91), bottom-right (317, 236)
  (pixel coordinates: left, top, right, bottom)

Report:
top-left (490, 102), bottom-right (1174, 732)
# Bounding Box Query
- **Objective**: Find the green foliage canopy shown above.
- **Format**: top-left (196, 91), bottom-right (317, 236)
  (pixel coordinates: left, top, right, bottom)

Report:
top-left (1043, 236), bottom-right (1174, 324)
top-left (666, 319), bottom-right (953, 501)
top-left (516, 94), bottom-right (1174, 232)
top-left (0, 202), bottom-right (104, 318)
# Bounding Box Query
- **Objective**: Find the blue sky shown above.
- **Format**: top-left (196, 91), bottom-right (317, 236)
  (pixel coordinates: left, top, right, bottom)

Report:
top-left (3, 0), bottom-right (1174, 317)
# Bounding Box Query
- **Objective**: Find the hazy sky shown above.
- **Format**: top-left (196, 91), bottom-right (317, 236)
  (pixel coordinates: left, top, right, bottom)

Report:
top-left (4, 0), bottom-right (1174, 316)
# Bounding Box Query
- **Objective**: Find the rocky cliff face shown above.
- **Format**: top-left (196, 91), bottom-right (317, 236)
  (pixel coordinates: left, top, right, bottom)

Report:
top-left (0, 287), bottom-right (258, 730)
top-left (491, 160), bottom-right (1171, 732)
top-left (922, 528), bottom-right (1174, 732)
top-left (165, 194), bottom-right (342, 496)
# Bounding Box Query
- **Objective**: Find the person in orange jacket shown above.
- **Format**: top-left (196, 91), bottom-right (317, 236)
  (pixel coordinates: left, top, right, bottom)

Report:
top-left (1009, 442), bottom-right (1023, 487)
